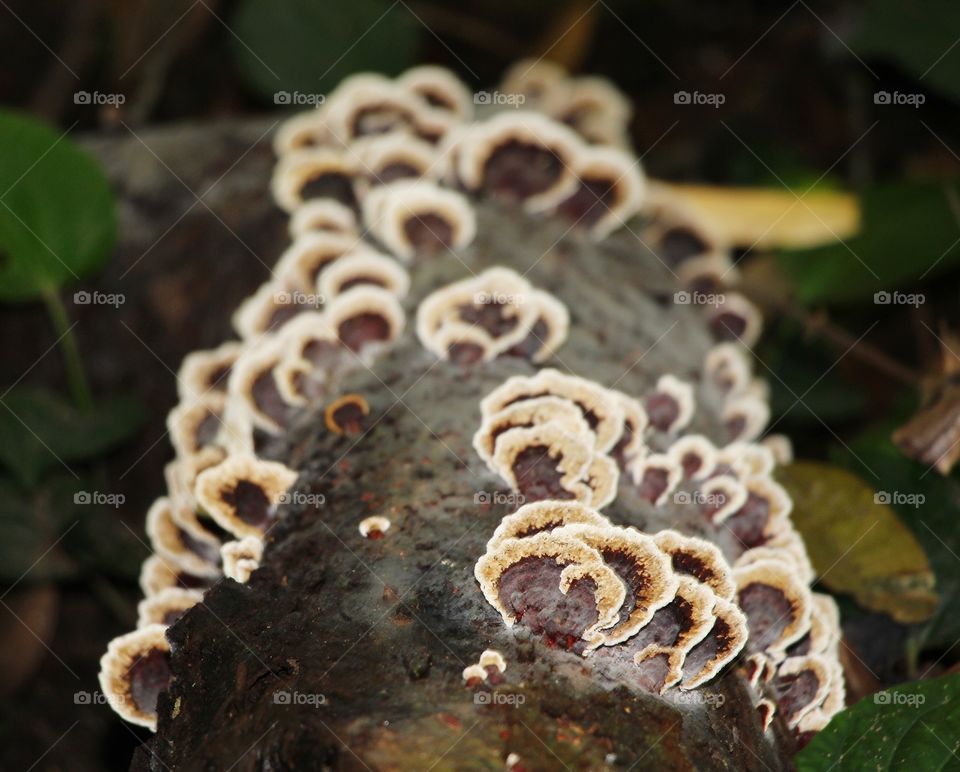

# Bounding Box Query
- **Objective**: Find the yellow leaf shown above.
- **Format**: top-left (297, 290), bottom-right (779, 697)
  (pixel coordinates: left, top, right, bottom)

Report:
top-left (659, 183), bottom-right (860, 250)
top-left (776, 461), bottom-right (937, 624)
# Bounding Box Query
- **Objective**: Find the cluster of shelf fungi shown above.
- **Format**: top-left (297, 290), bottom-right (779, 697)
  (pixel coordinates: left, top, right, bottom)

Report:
top-left (98, 60), bottom-right (843, 765)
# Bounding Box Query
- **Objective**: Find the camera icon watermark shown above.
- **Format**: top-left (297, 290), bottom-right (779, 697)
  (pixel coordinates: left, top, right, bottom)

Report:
top-left (673, 490), bottom-right (725, 507)
top-left (73, 290), bottom-right (125, 308)
top-left (674, 90), bottom-right (726, 108)
top-left (474, 290), bottom-right (525, 306)
top-left (274, 91), bottom-right (326, 107)
top-left (874, 690), bottom-right (925, 707)
top-left (74, 491), bottom-right (125, 508)
top-left (474, 491), bottom-right (526, 507)
top-left (273, 290), bottom-right (325, 308)
top-left (874, 490), bottom-right (924, 508)
top-left (474, 90), bottom-right (526, 107)
top-left (74, 690), bottom-right (112, 705)
top-left (474, 691), bottom-right (525, 706)
top-left (873, 290), bottom-right (924, 308)
top-left (278, 491), bottom-right (326, 507)
top-left (674, 290), bottom-right (724, 307)
top-left (874, 90), bottom-right (925, 108)
top-left (273, 690), bottom-right (327, 707)
top-left (672, 690), bottom-right (726, 708)
top-left (74, 91), bottom-right (126, 107)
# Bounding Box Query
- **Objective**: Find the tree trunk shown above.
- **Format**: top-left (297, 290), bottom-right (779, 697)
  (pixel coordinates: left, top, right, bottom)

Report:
top-left (126, 143), bottom-right (795, 771)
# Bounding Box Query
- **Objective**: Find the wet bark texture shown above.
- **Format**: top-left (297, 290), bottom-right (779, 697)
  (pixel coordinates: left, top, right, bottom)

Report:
top-left (128, 124), bottom-right (795, 772)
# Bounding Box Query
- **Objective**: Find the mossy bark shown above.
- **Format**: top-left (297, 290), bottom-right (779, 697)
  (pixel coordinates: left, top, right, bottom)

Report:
top-left (132, 132), bottom-right (794, 772)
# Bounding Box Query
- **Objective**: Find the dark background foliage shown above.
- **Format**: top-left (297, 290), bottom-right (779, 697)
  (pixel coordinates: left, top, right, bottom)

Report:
top-left (1, 0), bottom-right (960, 769)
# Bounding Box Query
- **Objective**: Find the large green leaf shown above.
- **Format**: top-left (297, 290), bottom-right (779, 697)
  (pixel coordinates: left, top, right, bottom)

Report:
top-left (0, 388), bottom-right (143, 488)
top-left (797, 674), bottom-right (960, 771)
top-left (231, 0), bottom-right (419, 102)
top-left (776, 461), bottom-right (938, 624)
top-left (0, 111), bottom-right (116, 301)
top-left (856, 0), bottom-right (960, 102)
top-left (778, 181), bottom-right (960, 305)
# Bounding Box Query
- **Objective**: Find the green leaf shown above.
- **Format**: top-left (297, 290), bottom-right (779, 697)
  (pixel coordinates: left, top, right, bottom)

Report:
top-left (856, 0), bottom-right (960, 102)
top-left (757, 323), bottom-right (870, 426)
top-left (776, 461), bottom-right (938, 624)
top-left (0, 388), bottom-right (143, 488)
top-left (831, 425), bottom-right (960, 651)
top-left (0, 477), bottom-right (76, 584)
top-left (0, 110), bottom-right (116, 301)
top-left (777, 181), bottom-right (960, 304)
top-left (797, 674), bottom-right (960, 771)
top-left (231, 0), bottom-right (419, 102)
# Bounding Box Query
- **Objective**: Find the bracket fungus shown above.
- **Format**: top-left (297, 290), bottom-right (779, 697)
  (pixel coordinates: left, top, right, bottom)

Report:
top-left (220, 536), bottom-right (264, 584)
top-left (176, 341), bottom-right (245, 401)
top-left (363, 180), bottom-right (476, 259)
top-left (166, 392), bottom-right (227, 457)
top-left (553, 145), bottom-right (646, 238)
top-left (317, 250), bottom-right (410, 301)
top-left (272, 147), bottom-right (360, 213)
top-left (457, 112), bottom-right (582, 212)
top-left (98, 625), bottom-right (172, 731)
top-left (359, 515), bottom-right (391, 539)
top-left (325, 393), bottom-right (370, 435)
top-left (325, 286), bottom-right (405, 353)
top-left (145, 497), bottom-right (222, 579)
top-left (476, 502), bottom-right (748, 693)
top-left (289, 199), bottom-right (358, 239)
top-left (195, 455), bottom-right (298, 539)
top-left (137, 587), bottom-right (204, 629)
top-left (417, 267), bottom-right (569, 364)
top-left (98, 63), bottom-right (845, 760)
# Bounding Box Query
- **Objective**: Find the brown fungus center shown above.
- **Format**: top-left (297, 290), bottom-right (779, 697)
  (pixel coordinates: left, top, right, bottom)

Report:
top-left (221, 480), bottom-right (273, 528)
top-left (127, 648), bottom-right (172, 715)
top-left (482, 140), bottom-right (564, 200)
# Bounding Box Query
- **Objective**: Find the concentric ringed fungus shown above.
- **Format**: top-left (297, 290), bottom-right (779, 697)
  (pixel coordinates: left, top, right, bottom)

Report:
top-left (98, 624), bottom-right (172, 731)
top-left (484, 500), bottom-right (612, 551)
top-left (271, 147), bottom-right (359, 213)
top-left (325, 286), bottom-right (405, 354)
top-left (359, 515), bottom-right (391, 539)
top-left (145, 497), bottom-right (222, 579)
top-left (194, 455), bottom-right (298, 539)
top-left (552, 523), bottom-right (678, 645)
top-left (458, 111), bottom-right (582, 212)
top-left (325, 393), bottom-right (370, 435)
top-left (472, 395), bottom-right (591, 468)
top-left (735, 560), bottom-right (813, 660)
top-left (365, 180), bottom-right (476, 260)
top-left (137, 587), bottom-right (203, 629)
top-left (475, 531), bottom-right (626, 652)
top-left (554, 145), bottom-right (646, 239)
top-left (289, 199), bottom-right (358, 239)
top-left (490, 423), bottom-right (594, 504)
top-left (480, 369), bottom-right (625, 454)
top-left (221, 536), bottom-right (264, 584)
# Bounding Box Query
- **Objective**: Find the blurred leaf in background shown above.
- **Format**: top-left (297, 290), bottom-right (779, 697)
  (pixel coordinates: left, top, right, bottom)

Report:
top-left (757, 321), bottom-right (871, 428)
top-left (777, 460), bottom-right (938, 624)
top-left (0, 388), bottom-right (144, 489)
top-left (0, 111), bottom-right (116, 302)
top-left (831, 423), bottom-right (960, 652)
top-left (777, 181), bottom-right (960, 305)
top-left (231, 0), bottom-right (419, 102)
top-left (856, 0), bottom-right (960, 102)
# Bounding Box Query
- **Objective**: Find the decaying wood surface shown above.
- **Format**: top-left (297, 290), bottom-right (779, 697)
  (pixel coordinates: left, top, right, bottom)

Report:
top-left (110, 119), bottom-right (796, 771)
